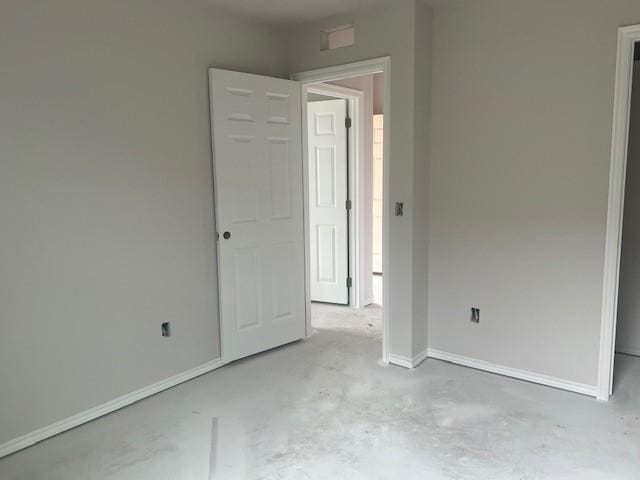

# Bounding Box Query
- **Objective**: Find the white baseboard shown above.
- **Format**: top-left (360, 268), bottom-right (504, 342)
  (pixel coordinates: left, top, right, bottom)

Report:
top-left (0, 358), bottom-right (224, 459)
top-left (413, 348), bottom-right (429, 367)
top-left (427, 349), bottom-right (598, 397)
top-left (388, 348), bottom-right (429, 369)
top-left (616, 345), bottom-right (640, 357)
top-left (388, 354), bottom-right (412, 368)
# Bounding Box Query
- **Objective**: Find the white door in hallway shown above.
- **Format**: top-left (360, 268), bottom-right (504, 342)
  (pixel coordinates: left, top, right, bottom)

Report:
top-left (308, 99), bottom-right (349, 304)
top-left (209, 69), bottom-right (306, 363)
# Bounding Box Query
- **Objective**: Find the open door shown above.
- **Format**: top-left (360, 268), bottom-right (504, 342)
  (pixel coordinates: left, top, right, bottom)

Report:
top-left (307, 99), bottom-right (350, 305)
top-left (209, 69), bottom-right (306, 363)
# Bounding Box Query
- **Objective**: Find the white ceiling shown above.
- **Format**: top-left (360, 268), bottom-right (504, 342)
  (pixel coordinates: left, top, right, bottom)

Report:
top-left (207, 0), bottom-right (393, 27)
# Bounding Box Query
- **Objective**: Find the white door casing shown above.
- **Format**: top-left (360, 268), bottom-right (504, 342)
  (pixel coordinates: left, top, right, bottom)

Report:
top-left (308, 99), bottom-right (349, 304)
top-left (209, 69), bottom-right (306, 363)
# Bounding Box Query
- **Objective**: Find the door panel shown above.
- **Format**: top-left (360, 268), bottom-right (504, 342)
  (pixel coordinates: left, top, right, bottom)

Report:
top-left (316, 146), bottom-right (337, 207)
top-left (233, 247), bottom-right (261, 331)
top-left (308, 99), bottom-right (349, 304)
top-left (209, 69), bottom-right (306, 363)
top-left (317, 224), bottom-right (337, 282)
top-left (228, 135), bottom-right (257, 223)
top-left (268, 139), bottom-right (292, 220)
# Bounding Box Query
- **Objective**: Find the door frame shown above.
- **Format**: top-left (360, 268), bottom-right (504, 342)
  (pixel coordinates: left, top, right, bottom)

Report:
top-left (292, 57), bottom-right (391, 363)
top-left (305, 83), bottom-right (365, 308)
top-left (599, 25), bottom-right (640, 401)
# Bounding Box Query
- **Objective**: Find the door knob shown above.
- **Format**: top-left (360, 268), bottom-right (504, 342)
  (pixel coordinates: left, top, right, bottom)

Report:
top-left (223, 231), bottom-right (231, 240)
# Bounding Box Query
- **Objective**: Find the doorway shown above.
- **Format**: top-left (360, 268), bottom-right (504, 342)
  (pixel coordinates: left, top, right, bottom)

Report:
top-left (295, 65), bottom-right (387, 357)
top-left (609, 41), bottom-right (640, 397)
top-left (600, 26), bottom-right (640, 400)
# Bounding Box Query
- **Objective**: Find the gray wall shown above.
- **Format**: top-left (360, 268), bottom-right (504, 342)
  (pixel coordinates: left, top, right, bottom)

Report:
top-left (412, 0), bottom-right (432, 357)
top-left (287, 0), bottom-right (432, 360)
top-left (0, 0), bottom-right (285, 444)
top-left (617, 61), bottom-right (640, 357)
top-left (428, 0), bottom-right (640, 386)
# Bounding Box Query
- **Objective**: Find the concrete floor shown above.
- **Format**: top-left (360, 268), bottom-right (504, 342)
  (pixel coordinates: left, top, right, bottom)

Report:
top-left (1, 304), bottom-right (639, 479)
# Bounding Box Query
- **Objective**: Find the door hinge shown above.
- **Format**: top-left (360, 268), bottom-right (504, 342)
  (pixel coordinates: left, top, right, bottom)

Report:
top-left (346, 277), bottom-right (352, 288)
top-left (346, 199), bottom-right (352, 210)
top-left (345, 117), bottom-right (352, 129)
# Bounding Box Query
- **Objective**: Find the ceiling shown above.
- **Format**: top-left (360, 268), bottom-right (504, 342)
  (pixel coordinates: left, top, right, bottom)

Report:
top-left (207, 0), bottom-right (393, 27)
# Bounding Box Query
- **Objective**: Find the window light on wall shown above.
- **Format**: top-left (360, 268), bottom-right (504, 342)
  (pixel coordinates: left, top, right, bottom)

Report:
top-left (320, 25), bottom-right (355, 51)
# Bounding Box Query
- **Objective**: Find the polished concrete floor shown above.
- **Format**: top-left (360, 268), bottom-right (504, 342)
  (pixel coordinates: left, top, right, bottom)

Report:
top-left (1, 305), bottom-right (639, 479)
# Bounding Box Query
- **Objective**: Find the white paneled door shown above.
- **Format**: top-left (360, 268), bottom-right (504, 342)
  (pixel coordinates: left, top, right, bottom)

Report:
top-left (209, 69), bottom-right (306, 363)
top-left (308, 99), bottom-right (349, 304)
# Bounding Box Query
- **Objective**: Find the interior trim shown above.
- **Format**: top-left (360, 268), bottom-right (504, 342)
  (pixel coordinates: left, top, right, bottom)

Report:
top-left (427, 349), bottom-right (598, 397)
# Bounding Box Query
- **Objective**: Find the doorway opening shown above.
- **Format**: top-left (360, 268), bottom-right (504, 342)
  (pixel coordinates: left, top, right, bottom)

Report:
top-left (293, 60), bottom-right (388, 361)
top-left (609, 41), bottom-right (640, 398)
top-left (600, 26), bottom-right (640, 400)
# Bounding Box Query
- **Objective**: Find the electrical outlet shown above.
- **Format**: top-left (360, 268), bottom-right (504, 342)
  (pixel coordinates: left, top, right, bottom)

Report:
top-left (161, 322), bottom-right (171, 337)
top-left (470, 308), bottom-right (480, 323)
